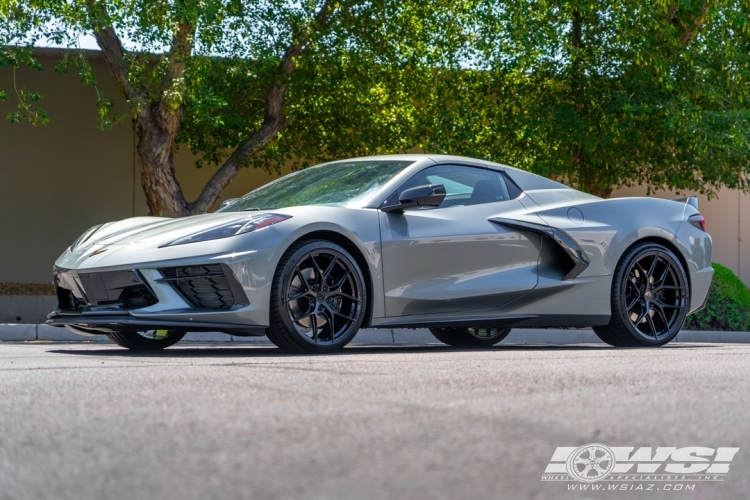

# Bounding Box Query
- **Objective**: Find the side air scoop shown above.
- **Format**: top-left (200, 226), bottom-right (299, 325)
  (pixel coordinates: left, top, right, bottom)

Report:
top-left (489, 217), bottom-right (590, 280)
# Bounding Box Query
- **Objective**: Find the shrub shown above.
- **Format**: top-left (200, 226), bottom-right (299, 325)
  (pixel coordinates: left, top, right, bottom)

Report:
top-left (684, 263), bottom-right (750, 331)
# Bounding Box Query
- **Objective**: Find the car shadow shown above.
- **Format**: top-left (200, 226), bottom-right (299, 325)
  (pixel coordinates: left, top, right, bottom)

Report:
top-left (47, 342), bottom-right (721, 358)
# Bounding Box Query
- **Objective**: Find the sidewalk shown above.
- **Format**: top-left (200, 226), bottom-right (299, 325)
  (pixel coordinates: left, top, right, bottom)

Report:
top-left (0, 324), bottom-right (747, 344)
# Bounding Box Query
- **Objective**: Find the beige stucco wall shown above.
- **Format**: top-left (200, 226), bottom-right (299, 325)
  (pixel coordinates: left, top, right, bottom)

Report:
top-left (2, 50), bottom-right (749, 286)
top-left (0, 52), bottom-right (290, 284)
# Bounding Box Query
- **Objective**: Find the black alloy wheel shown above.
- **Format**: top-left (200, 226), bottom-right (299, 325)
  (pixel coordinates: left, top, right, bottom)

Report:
top-left (267, 240), bottom-right (367, 353)
top-left (429, 327), bottom-right (511, 347)
top-left (594, 243), bottom-right (689, 347)
top-left (107, 329), bottom-right (186, 350)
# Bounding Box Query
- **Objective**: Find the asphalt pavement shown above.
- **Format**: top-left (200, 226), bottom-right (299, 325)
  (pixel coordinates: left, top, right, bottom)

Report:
top-left (1, 341), bottom-right (749, 500)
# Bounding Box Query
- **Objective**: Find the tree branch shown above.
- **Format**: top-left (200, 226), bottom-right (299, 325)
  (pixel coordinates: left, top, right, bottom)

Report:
top-left (190, 1), bottom-right (334, 213)
top-left (668, 3), bottom-right (709, 46)
top-left (158, 19), bottom-right (195, 120)
top-left (85, 0), bottom-right (144, 106)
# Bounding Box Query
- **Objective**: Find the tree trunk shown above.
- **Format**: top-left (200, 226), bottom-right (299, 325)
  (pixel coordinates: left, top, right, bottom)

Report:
top-left (135, 112), bottom-right (190, 217)
top-left (569, 9), bottom-right (603, 196)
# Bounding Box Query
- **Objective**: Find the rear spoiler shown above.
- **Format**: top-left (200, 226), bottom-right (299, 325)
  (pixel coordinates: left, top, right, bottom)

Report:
top-left (672, 195), bottom-right (699, 210)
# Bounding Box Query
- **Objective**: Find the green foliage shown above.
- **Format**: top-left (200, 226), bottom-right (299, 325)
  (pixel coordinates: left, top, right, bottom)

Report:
top-left (0, 46), bottom-right (48, 125)
top-left (685, 263), bottom-right (750, 332)
top-left (2, 0), bottom-right (750, 200)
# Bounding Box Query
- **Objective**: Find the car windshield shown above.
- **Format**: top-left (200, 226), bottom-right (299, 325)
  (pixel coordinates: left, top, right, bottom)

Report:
top-left (217, 160), bottom-right (413, 211)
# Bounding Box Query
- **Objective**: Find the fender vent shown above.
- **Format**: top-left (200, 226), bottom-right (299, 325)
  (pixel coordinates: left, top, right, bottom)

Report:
top-left (158, 264), bottom-right (249, 310)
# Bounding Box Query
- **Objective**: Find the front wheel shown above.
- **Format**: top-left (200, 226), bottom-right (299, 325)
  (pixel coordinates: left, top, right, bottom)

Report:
top-left (267, 240), bottom-right (367, 353)
top-left (429, 327), bottom-right (511, 347)
top-left (107, 330), bottom-right (186, 350)
top-left (593, 243), bottom-right (689, 347)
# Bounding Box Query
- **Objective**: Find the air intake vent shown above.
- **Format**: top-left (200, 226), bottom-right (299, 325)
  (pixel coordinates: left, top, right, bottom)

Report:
top-left (121, 285), bottom-right (158, 309)
top-left (158, 264), bottom-right (248, 310)
top-left (53, 269), bottom-right (159, 311)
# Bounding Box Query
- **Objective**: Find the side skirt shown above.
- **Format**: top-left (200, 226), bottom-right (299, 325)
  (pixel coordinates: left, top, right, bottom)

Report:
top-left (370, 314), bottom-right (610, 329)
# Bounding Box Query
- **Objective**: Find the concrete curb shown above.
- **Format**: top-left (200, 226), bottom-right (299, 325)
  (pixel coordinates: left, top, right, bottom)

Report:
top-left (0, 324), bottom-right (748, 345)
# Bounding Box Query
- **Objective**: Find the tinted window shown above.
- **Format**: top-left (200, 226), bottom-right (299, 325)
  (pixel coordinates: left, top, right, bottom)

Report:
top-left (218, 160), bottom-right (413, 211)
top-left (398, 165), bottom-right (510, 208)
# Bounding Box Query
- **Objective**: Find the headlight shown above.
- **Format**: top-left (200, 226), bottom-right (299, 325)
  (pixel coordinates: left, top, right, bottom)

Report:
top-left (163, 213), bottom-right (292, 247)
top-left (70, 224), bottom-right (103, 251)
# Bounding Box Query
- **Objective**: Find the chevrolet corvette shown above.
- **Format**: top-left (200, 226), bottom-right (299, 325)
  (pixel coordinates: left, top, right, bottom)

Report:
top-left (47, 155), bottom-right (713, 352)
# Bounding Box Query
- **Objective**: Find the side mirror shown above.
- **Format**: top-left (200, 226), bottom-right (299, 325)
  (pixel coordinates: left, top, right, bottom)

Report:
top-left (381, 184), bottom-right (446, 213)
top-left (218, 198), bottom-right (239, 211)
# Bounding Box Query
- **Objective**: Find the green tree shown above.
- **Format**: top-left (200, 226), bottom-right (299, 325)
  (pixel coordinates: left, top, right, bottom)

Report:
top-left (452, 0), bottom-right (750, 197)
top-left (276, 0), bottom-right (750, 199)
top-left (3, 1), bottom-right (749, 207)
top-left (1, 0), bottom-right (472, 216)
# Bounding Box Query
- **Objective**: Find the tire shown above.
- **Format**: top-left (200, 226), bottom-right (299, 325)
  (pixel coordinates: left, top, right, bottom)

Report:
top-left (429, 327), bottom-right (511, 347)
top-left (107, 329), bottom-right (186, 350)
top-left (593, 242), bottom-right (690, 347)
top-left (267, 240), bottom-right (367, 353)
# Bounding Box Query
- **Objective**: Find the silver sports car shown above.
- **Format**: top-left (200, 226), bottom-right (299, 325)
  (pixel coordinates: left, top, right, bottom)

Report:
top-left (47, 155), bottom-right (713, 352)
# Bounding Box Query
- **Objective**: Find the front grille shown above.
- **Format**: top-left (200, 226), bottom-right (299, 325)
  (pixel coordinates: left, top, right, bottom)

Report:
top-left (53, 270), bottom-right (158, 311)
top-left (158, 264), bottom-right (247, 310)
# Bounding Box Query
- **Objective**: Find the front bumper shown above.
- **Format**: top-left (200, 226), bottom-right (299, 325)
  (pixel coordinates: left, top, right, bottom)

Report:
top-left (48, 263), bottom-right (268, 337)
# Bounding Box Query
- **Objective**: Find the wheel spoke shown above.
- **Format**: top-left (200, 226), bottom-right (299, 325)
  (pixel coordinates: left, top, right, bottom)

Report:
top-left (654, 285), bottom-right (683, 292)
top-left (633, 305), bottom-right (648, 326)
top-left (646, 311), bottom-right (658, 338)
top-left (293, 265), bottom-right (310, 291)
top-left (652, 302), bottom-right (670, 331)
top-left (333, 309), bottom-right (356, 322)
top-left (654, 260), bottom-right (671, 287)
top-left (311, 313), bottom-right (318, 344)
top-left (646, 253), bottom-right (660, 278)
top-left (322, 254), bottom-right (338, 281)
top-left (322, 304), bottom-right (336, 339)
top-left (635, 261), bottom-right (648, 281)
top-left (288, 290), bottom-right (310, 301)
top-left (330, 292), bottom-right (361, 303)
top-left (292, 310), bottom-right (315, 323)
top-left (331, 267), bottom-right (352, 290)
top-left (307, 253), bottom-right (325, 286)
top-left (626, 294), bottom-right (640, 311)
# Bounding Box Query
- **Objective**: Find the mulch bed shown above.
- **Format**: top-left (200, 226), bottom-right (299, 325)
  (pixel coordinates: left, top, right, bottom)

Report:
top-left (0, 282), bottom-right (55, 296)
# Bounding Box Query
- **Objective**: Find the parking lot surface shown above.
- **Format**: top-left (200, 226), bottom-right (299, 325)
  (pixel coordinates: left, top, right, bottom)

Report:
top-left (1, 341), bottom-right (748, 500)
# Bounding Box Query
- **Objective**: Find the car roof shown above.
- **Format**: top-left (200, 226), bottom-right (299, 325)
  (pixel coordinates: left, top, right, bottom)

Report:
top-left (342, 154), bottom-right (570, 192)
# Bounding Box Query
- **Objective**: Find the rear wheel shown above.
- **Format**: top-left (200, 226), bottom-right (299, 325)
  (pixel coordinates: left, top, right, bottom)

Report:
top-left (594, 243), bottom-right (689, 347)
top-left (267, 240), bottom-right (367, 353)
top-left (429, 327), bottom-right (511, 347)
top-left (107, 329), bottom-right (186, 350)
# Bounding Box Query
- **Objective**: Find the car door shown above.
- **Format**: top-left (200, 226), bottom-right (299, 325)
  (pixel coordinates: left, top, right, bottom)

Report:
top-left (378, 164), bottom-right (541, 318)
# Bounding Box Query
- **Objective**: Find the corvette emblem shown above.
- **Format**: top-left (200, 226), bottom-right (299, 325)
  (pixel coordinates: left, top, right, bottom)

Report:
top-left (89, 248), bottom-right (108, 257)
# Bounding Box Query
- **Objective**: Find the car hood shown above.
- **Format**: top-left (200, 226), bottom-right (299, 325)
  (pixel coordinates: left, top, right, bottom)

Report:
top-left (56, 211), bottom-right (293, 271)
